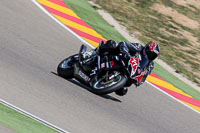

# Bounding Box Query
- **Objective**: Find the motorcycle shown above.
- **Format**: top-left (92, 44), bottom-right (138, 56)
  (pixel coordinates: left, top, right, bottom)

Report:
top-left (57, 45), bottom-right (150, 96)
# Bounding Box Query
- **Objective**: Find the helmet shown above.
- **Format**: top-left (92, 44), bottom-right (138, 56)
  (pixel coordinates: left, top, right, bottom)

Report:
top-left (144, 41), bottom-right (160, 60)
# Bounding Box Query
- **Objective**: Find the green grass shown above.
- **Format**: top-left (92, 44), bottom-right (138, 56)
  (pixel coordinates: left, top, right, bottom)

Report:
top-left (153, 63), bottom-right (200, 101)
top-left (62, 0), bottom-right (127, 42)
top-left (90, 0), bottom-right (200, 86)
top-left (0, 103), bottom-right (58, 133)
top-left (63, 0), bottom-right (200, 101)
top-left (1, 2), bottom-right (198, 132)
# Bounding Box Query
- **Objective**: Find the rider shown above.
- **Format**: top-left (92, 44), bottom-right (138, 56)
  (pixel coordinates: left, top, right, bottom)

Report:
top-left (99, 40), bottom-right (160, 82)
top-left (82, 40), bottom-right (160, 96)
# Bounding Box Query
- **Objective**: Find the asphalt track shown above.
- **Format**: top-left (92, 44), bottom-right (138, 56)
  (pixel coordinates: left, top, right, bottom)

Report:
top-left (0, 0), bottom-right (199, 133)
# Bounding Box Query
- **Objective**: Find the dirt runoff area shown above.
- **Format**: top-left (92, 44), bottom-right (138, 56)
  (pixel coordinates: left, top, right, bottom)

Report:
top-left (88, 1), bottom-right (200, 92)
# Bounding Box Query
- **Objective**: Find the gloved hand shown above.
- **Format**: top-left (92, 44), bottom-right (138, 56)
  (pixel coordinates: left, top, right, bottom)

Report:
top-left (119, 44), bottom-right (130, 59)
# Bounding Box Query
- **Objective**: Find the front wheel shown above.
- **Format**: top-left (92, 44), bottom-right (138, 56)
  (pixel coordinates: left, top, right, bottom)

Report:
top-left (90, 71), bottom-right (127, 95)
top-left (57, 55), bottom-right (78, 78)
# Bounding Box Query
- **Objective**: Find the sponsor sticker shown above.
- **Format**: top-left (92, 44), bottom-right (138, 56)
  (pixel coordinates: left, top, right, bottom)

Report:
top-left (129, 56), bottom-right (139, 77)
top-left (79, 70), bottom-right (90, 81)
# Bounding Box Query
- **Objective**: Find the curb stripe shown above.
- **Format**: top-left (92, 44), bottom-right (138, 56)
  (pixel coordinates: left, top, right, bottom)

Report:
top-left (34, 0), bottom-right (200, 113)
top-left (33, 0), bottom-right (95, 49)
top-left (53, 14), bottom-right (105, 39)
top-left (42, 5), bottom-right (92, 29)
top-left (152, 83), bottom-right (200, 108)
top-left (147, 81), bottom-right (200, 114)
top-left (81, 37), bottom-right (100, 47)
top-left (147, 75), bottom-right (192, 98)
top-left (181, 101), bottom-right (200, 112)
top-left (37, 0), bottom-right (80, 19)
top-left (68, 26), bottom-right (106, 43)
top-left (149, 73), bottom-right (165, 81)
top-left (47, 0), bottom-right (69, 8)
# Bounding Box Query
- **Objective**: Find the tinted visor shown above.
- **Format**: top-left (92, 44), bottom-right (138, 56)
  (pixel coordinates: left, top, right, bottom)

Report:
top-left (146, 49), bottom-right (158, 60)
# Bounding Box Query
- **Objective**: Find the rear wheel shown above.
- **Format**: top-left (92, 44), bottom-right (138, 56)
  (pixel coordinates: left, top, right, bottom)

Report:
top-left (57, 55), bottom-right (78, 78)
top-left (90, 71), bottom-right (127, 95)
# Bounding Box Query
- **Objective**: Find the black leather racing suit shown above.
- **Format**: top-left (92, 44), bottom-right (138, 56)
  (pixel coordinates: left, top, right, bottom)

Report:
top-left (118, 41), bottom-right (154, 86)
top-left (83, 40), bottom-right (154, 87)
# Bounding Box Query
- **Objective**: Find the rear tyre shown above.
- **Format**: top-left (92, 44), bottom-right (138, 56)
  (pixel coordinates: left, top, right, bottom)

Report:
top-left (57, 55), bottom-right (77, 78)
top-left (90, 72), bottom-right (127, 95)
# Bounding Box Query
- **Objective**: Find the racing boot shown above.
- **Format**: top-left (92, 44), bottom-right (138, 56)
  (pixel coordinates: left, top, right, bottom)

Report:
top-left (115, 87), bottom-right (128, 96)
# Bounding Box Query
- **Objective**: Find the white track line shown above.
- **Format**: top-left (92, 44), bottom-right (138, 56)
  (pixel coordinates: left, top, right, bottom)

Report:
top-left (32, 0), bottom-right (95, 49)
top-left (3, 2), bottom-right (197, 133)
top-left (8, 3), bottom-right (191, 132)
top-left (32, 0), bottom-right (200, 115)
top-left (146, 81), bottom-right (200, 114)
top-left (0, 1), bottom-right (93, 133)
top-left (0, 99), bottom-right (69, 133)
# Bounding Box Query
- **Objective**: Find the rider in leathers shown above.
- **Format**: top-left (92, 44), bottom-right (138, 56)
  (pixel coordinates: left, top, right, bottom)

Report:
top-left (82, 40), bottom-right (160, 96)
top-left (119, 41), bottom-right (154, 87)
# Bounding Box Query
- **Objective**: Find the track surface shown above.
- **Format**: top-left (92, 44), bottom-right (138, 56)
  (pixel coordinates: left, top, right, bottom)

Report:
top-left (0, 0), bottom-right (199, 133)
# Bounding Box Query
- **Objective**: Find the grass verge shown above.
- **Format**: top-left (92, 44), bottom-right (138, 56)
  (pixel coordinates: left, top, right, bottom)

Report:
top-left (62, 0), bottom-right (127, 42)
top-left (0, 103), bottom-right (58, 133)
top-left (90, 0), bottom-right (200, 86)
top-left (153, 63), bottom-right (200, 101)
top-left (63, 0), bottom-right (200, 101)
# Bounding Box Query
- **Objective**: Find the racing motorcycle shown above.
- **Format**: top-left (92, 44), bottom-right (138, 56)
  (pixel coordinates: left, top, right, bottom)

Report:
top-left (57, 45), bottom-right (149, 95)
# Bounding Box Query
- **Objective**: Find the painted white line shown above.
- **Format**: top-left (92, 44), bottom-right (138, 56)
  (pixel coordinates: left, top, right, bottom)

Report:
top-left (32, 0), bottom-right (95, 49)
top-left (146, 81), bottom-right (200, 114)
top-left (0, 99), bottom-right (69, 133)
top-left (32, 0), bottom-right (199, 116)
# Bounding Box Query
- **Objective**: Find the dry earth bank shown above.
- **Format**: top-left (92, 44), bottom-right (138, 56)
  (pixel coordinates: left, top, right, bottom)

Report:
top-left (89, 0), bottom-right (200, 92)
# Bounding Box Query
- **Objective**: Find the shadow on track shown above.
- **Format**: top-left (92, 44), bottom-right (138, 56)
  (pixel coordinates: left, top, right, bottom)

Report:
top-left (51, 72), bottom-right (122, 103)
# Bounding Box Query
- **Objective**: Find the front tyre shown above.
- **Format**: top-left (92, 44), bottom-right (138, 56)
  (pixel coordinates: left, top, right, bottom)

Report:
top-left (57, 55), bottom-right (76, 78)
top-left (90, 72), bottom-right (127, 95)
